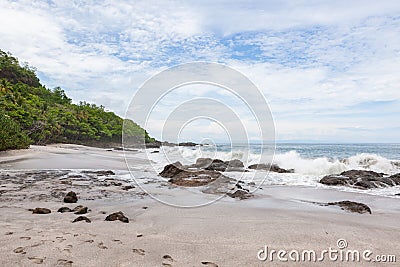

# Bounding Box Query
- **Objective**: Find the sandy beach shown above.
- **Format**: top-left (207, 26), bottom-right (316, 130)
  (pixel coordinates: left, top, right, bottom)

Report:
top-left (0, 144), bottom-right (399, 266)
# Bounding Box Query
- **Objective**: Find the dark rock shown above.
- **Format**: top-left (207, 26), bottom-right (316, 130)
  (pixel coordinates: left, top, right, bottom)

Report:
top-left (320, 170), bottom-right (397, 189)
top-left (341, 170), bottom-right (384, 178)
top-left (188, 158), bottom-right (246, 172)
top-left (178, 142), bottom-right (198, 146)
top-left (60, 180), bottom-right (72, 185)
top-left (206, 160), bottom-right (228, 172)
top-left (105, 211), bottom-right (129, 223)
top-left (145, 141), bottom-right (161, 148)
top-left (327, 201), bottom-right (372, 214)
top-left (151, 150), bottom-right (160, 153)
top-left (82, 170), bottom-right (115, 176)
top-left (194, 158), bottom-right (216, 168)
top-left (122, 185), bottom-right (135, 190)
top-left (68, 175), bottom-right (82, 178)
top-left (57, 207), bottom-right (72, 213)
top-left (159, 162), bottom-right (185, 178)
top-left (159, 141), bottom-right (175, 147)
top-left (389, 173), bottom-right (400, 184)
top-left (73, 216), bottom-right (91, 223)
top-left (395, 193), bottom-right (400, 196)
top-left (64, 191), bottom-right (78, 203)
top-left (226, 190), bottom-right (253, 200)
top-left (193, 158), bottom-right (245, 172)
top-left (248, 163), bottom-right (294, 173)
top-left (226, 159), bottom-right (244, 168)
top-left (319, 175), bottom-right (349, 186)
top-left (160, 162), bottom-right (225, 187)
top-left (32, 208), bottom-right (51, 214)
top-left (74, 206), bottom-right (88, 214)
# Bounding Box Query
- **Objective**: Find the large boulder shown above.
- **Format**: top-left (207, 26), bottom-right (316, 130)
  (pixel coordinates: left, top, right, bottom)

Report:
top-left (341, 170), bottom-right (384, 179)
top-left (192, 158), bottom-right (245, 171)
top-left (319, 170), bottom-right (398, 189)
top-left (160, 162), bottom-right (226, 187)
top-left (63, 191), bottom-right (78, 203)
top-left (159, 162), bottom-right (185, 178)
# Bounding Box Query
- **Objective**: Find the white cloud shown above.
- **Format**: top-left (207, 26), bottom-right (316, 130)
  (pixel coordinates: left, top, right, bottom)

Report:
top-left (0, 0), bottom-right (399, 142)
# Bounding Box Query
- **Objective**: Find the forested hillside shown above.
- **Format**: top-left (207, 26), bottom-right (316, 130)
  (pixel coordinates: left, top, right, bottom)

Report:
top-left (0, 50), bottom-right (155, 151)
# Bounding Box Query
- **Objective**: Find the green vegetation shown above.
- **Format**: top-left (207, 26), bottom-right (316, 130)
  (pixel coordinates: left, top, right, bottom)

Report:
top-left (0, 50), bottom-right (155, 151)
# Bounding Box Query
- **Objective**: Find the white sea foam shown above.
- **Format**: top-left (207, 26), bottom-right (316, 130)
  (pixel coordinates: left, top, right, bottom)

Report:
top-left (125, 145), bottom-right (400, 197)
top-left (275, 151), bottom-right (399, 175)
top-left (142, 146), bottom-right (399, 176)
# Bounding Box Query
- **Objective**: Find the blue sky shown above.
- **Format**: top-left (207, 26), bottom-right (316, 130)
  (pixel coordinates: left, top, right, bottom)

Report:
top-left (0, 0), bottom-right (400, 142)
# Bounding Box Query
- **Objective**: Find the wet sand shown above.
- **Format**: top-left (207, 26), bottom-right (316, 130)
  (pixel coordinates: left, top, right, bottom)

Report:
top-left (0, 145), bottom-right (399, 266)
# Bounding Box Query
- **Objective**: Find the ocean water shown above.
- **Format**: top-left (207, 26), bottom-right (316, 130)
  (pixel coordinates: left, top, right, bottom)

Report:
top-left (132, 143), bottom-right (400, 197)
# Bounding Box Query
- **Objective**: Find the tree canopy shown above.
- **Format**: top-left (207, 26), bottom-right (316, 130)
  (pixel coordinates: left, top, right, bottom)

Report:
top-left (0, 50), bottom-right (155, 151)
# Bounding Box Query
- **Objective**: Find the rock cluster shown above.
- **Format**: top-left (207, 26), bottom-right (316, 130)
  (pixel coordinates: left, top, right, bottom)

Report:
top-left (320, 170), bottom-right (400, 189)
top-left (160, 162), bottom-right (225, 187)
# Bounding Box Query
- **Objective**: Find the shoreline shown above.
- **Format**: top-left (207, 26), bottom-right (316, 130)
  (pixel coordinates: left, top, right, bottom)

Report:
top-left (1, 144), bottom-right (399, 266)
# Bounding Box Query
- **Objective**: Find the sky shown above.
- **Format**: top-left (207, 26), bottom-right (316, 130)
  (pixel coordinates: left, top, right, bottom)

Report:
top-left (1, 0), bottom-right (400, 143)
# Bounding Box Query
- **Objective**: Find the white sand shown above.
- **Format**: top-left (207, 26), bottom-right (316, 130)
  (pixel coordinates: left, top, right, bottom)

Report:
top-left (0, 145), bottom-right (399, 266)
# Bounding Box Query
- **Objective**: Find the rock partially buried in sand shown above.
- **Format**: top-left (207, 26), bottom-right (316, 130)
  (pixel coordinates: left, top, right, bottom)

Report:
top-left (122, 185), bottom-right (135, 191)
top-left (58, 207), bottom-right (72, 213)
top-left (32, 208), bottom-right (51, 214)
top-left (226, 190), bottom-right (253, 200)
top-left (73, 216), bottom-right (91, 223)
top-left (327, 201), bottom-right (372, 214)
top-left (64, 191), bottom-right (78, 203)
top-left (74, 206), bottom-right (88, 214)
top-left (105, 211), bottom-right (129, 223)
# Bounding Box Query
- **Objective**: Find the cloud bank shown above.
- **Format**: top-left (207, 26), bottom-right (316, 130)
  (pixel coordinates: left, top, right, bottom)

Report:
top-left (1, 0), bottom-right (399, 142)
